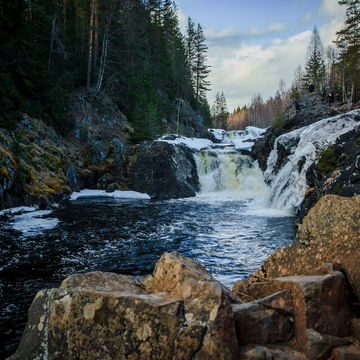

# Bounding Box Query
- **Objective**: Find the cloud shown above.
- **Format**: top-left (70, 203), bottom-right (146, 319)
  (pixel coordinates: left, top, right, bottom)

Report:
top-left (298, 12), bottom-right (312, 24)
top-left (250, 22), bottom-right (287, 37)
top-left (317, 0), bottom-right (346, 20)
top-left (207, 31), bottom-right (313, 109)
top-left (205, 26), bottom-right (240, 39)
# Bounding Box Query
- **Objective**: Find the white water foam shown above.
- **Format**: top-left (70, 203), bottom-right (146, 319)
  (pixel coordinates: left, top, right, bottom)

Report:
top-left (195, 151), bottom-right (268, 198)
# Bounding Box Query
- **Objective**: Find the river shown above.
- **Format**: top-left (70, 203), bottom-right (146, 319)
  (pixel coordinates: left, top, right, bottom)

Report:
top-left (0, 194), bottom-right (296, 358)
top-left (0, 145), bottom-right (297, 358)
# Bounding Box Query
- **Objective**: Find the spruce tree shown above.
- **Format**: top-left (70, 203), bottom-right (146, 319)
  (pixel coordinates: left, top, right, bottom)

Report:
top-left (335, 0), bottom-right (360, 102)
top-left (194, 23), bottom-right (211, 102)
top-left (302, 26), bottom-right (326, 93)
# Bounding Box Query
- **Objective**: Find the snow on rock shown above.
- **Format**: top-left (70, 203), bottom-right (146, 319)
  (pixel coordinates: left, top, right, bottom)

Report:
top-left (70, 189), bottom-right (151, 200)
top-left (265, 110), bottom-right (360, 211)
top-left (0, 206), bottom-right (36, 216)
top-left (157, 136), bottom-right (213, 151)
top-left (208, 129), bottom-right (226, 141)
top-left (224, 126), bottom-right (267, 151)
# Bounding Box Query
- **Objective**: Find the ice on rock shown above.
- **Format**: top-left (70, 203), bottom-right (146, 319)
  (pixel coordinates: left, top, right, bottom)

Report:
top-left (265, 110), bottom-right (360, 211)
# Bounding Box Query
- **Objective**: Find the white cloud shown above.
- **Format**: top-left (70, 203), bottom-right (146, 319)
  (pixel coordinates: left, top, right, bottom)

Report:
top-left (207, 31), bottom-right (312, 109)
top-left (299, 12), bottom-right (312, 24)
top-left (250, 22), bottom-right (287, 36)
top-left (317, 0), bottom-right (346, 20)
top-left (205, 26), bottom-right (240, 39)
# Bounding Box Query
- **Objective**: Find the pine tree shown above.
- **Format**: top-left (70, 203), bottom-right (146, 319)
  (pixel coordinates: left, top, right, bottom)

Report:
top-left (185, 16), bottom-right (196, 99)
top-left (335, 0), bottom-right (360, 102)
top-left (302, 26), bottom-right (326, 93)
top-left (194, 23), bottom-right (211, 101)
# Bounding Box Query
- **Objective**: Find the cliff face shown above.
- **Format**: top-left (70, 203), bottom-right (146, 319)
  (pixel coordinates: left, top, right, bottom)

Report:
top-left (0, 94), bottom-right (132, 210)
top-left (0, 95), bottom-right (211, 210)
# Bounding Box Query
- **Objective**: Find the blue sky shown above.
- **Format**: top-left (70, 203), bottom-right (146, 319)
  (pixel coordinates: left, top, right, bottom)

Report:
top-left (174, 0), bottom-right (347, 110)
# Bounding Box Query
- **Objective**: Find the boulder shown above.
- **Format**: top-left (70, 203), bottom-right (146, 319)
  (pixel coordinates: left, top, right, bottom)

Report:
top-left (334, 346), bottom-right (360, 360)
top-left (255, 290), bottom-right (294, 315)
top-left (232, 302), bottom-right (293, 345)
top-left (272, 272), bottom-right (352, 352)
top-left (241, 344), bottom-right (308, 360)
top-left (144, 252), bottom-right (242, 359)
top-left (9, 252), bottom-right (241, 360)
top-left (245, 195), bottom-right (360, 302)
top-left (304, 329), bottom-right (350, 360)
top-left (131, 142), bottom-right (200, 200)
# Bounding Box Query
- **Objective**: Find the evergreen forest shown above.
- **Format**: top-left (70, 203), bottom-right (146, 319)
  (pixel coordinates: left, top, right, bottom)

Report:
top-left (0, 0), bottom-right (211, 140)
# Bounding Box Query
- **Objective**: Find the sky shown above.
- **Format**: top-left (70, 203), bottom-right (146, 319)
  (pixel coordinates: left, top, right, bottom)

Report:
top-left (174, 0), bottom-right (347, 111)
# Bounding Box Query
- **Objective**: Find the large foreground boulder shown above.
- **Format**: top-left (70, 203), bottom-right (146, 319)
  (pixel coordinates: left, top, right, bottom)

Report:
top-left (8, 252), bottom-right (241, 360)
top-left (131, 142), bottom-right (200, 200)
top-left (8, 250), bottom-right (357, 360)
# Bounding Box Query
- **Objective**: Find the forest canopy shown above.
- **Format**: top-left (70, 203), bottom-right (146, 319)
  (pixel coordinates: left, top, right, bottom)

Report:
top-left (0, 0), bottom-right (211, 139)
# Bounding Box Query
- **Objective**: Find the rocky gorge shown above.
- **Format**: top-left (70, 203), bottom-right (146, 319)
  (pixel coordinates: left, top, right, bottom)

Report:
top-left (4, 93), bottom-right (360, 359)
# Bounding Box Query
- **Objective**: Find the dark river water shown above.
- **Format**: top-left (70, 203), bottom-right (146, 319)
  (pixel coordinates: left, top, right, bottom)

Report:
top-left (0, 196), bottom-right (296, 358)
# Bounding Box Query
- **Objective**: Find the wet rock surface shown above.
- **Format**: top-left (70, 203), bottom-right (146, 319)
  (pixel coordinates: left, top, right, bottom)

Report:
top-left (130, 142), bottom-right (200, 200)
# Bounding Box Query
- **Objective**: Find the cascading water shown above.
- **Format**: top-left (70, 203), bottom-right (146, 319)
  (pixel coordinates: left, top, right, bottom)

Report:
top-left (195, 150), bottom-right (268, 198)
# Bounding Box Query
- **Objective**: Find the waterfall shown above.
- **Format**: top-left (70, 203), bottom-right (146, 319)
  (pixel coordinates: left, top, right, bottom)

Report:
top-left (194, 150), bottom-right (267, 198)
top-left (264, 110), bottom-right (360, 211)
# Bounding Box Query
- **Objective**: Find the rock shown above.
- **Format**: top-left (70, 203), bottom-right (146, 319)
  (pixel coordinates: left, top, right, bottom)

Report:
top-left (112, 138), bottom-right (125, 167)
top-left (105, 184), bottom-right (115, 193)
top-left (241, 344), bottom-right (308, 360)
top-left (334, 346), bottom-right (360, 360)
top-left (299, 123), bottom-right (360, 220)
top-left (144, 252), bottom-right (242, 359)
top-left (131, 142), bottom-right (200, 200)
top-left (353, 319), bottom-right (360, 341)
top-left (246, 195), bottom-right (360, 303)
top-left (271, 272), bottom-right (352, 353)
top-left (9, 252), bottom-right (242, 360)
top-left (304, 329), bottom-right (350, 360)
top-left (254, 290), bottom-right (294, 315)
top-left (66, 165), bottom-right (78, 190)
top-left (232, 302), bottom-right (293, 345)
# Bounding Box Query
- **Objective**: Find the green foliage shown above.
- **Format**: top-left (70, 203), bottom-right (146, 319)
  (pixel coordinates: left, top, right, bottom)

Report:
top-left (271, 95), bottom-right (286, 127)
top-left (314, 142), bottom-right (339, 176)
top-left (0, 0), bottom-right (210, 139)
top-left (289, 84), bottom-right (301, 103)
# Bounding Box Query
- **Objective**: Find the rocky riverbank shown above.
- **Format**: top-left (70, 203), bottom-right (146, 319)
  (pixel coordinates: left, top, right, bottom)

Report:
top-left (8, 195), bottom-right (360, 359)
top-left (0, 94), bottom-right (214, 210)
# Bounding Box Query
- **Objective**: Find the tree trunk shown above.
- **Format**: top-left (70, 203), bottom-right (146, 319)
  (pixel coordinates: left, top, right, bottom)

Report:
top-left (94, 0), bottom-right (99, 73)
top-left (86, 0), bottom-right (95, 94)
top-left (63, 0), bottom-right (66, 32)
top-left (93, 11), bottom-right (112, 97)
top-left (48, 13), bottom-right (57, 71)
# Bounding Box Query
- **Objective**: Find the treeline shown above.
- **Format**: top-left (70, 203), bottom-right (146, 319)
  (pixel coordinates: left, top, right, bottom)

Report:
top-left (227, 0), bottom-right (360, 130)
top-left (0, 0), bottom-right (211, 139)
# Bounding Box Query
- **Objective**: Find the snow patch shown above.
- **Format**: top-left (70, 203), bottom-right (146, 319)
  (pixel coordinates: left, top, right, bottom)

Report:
top-left (157, 136), bottom-right (213, 150)
top-left (0, 206), bottom-right (36, 216)
top-left (224, 126), bottom-right (267, 151)
top-left (70, 189), bottom-right (151, 200)
top-left (208, 128), bottom-right (225, 141)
